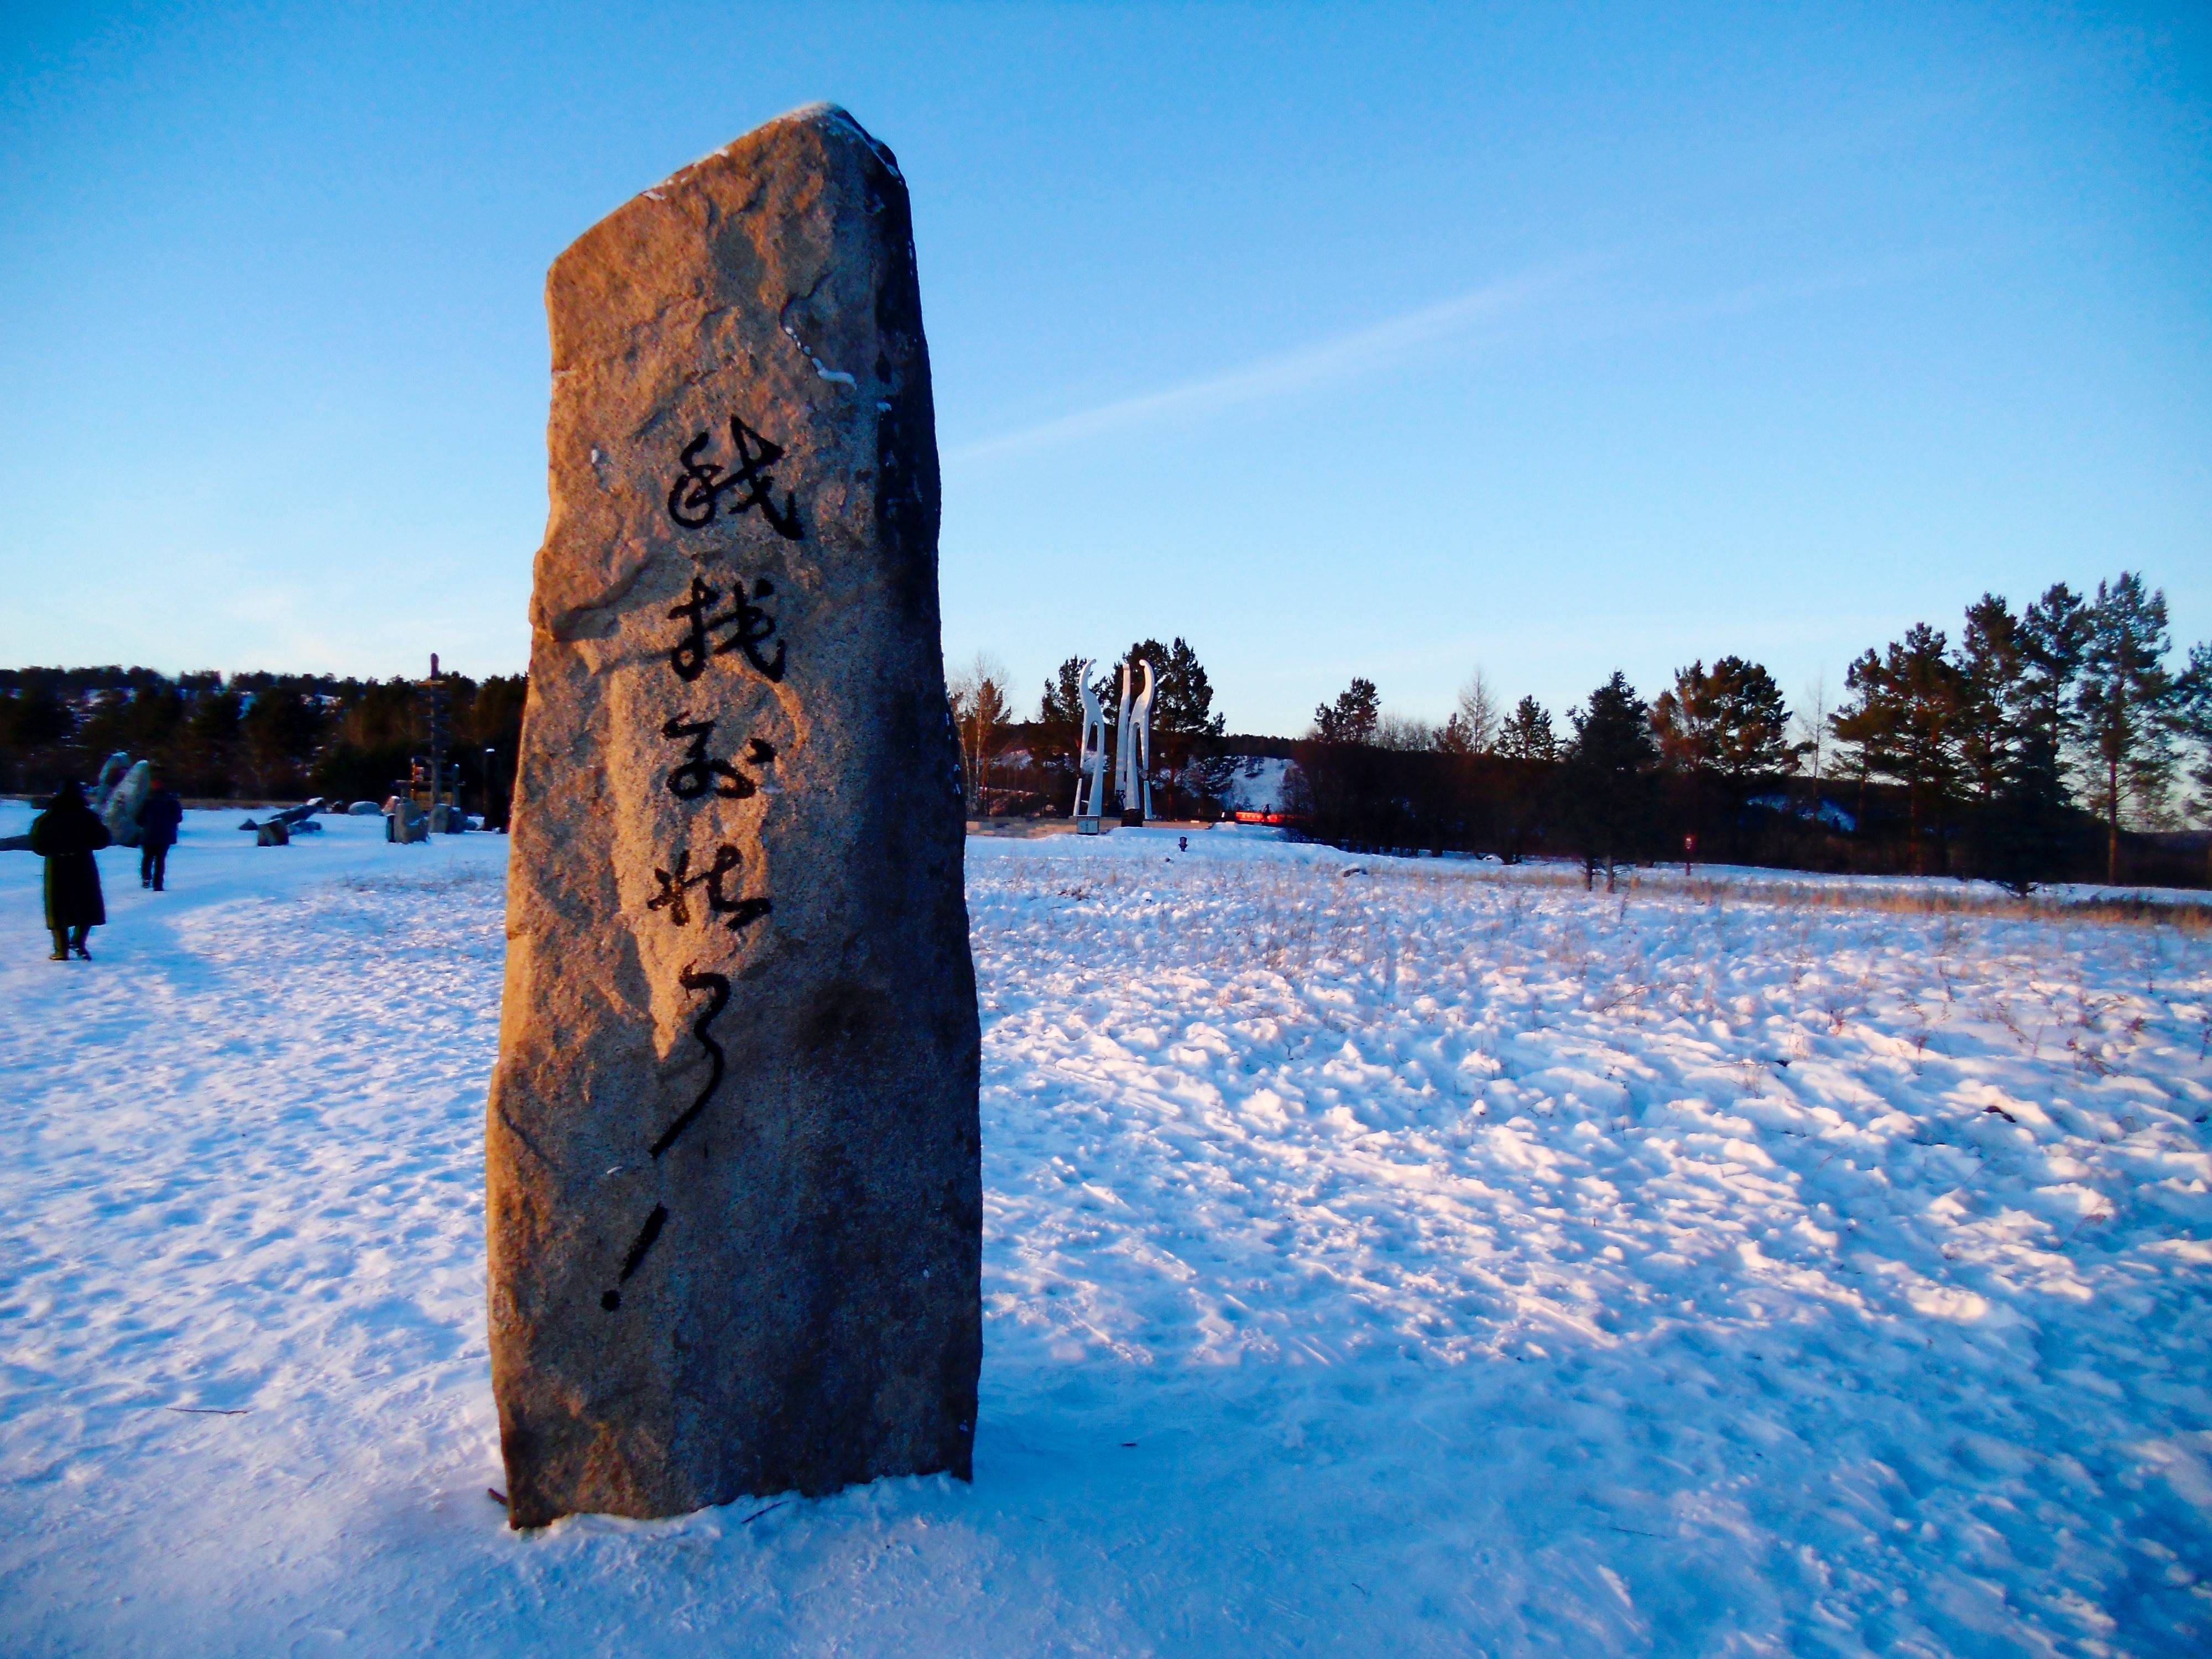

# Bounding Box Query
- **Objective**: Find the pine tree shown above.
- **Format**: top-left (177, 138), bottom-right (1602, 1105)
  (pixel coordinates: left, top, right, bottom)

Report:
top-left (1563, 671), bottom-right (1656, 889)
top-left (2017, 584), bottom-right (2089, 787)
top-left (1707, 658), bottom-right (1797, 785)
top-left (1312, 677), bottom-right (1380, 745)
top-left (1497, 696), bottom-right (1556, 763)
top-left (2078, 572), bottom-right (2178, 880)
top-left (1651, 662), bottom-right (1720, 779)
top-left (1890, 626), bottom-right (1962, 864)
top-left (1830, 625), bottom-right (1960, 872)
top-left (1952, 596), bottom-right (2022, 808)
top-left (1652, 661), bottom-right (1720, 855)
top-left (1144, 638), bottom-right (1227, 752)
top-left (1655, 658), bottom-right (1794, 854)
top-left (1039, 657), bottom-right (1086, 731)
top-left (1829, 649), bottom-right (1888, 831)
top-left (2177, 642), bottom-right (2212, 824)
top-left (1946, 592), bottom-right (2078, 890)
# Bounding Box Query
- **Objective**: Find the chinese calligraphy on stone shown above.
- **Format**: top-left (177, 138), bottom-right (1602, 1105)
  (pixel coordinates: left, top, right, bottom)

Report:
top-left (668, 574), bottom-right (786, 684)
top-left (661, 717), bottom-right (776, 801)
top-left (646, 842), bottom-right (774, 932)
top-left (490, 103), bottom-right (980, 1531)
top-left (666, 415), bottom-right (804, 539)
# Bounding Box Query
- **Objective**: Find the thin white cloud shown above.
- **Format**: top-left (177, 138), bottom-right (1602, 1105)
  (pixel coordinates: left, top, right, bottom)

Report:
top-left (943, 247), bottom-right (1948, 468)
top-left (1619, 251), bottom-right (1961, 335)
top-left (945, 263), bottom-right (1583, 465)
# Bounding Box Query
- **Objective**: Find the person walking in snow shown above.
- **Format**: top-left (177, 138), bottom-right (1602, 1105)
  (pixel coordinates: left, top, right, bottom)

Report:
top-left (29, 781), bottom-right (110, 961)
top-left (135, 771), bottom-right (183, 891)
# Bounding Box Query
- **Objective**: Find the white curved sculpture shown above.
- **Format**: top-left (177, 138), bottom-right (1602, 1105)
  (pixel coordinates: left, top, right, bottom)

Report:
top-left (1070, 659), bottom-right (1111, 824)
top-left (89, 753), bottom-right (131, 814)
top-left (102, 761), bottom-right (152, 848)
top-left (87, 754), bottom-right (151, 847)
top-left (1117, 658), bottom-right (1155, 824)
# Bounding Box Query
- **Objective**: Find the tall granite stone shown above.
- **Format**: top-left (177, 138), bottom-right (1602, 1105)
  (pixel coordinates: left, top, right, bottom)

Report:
top-left (487, 105), bottom-right (980, 1529)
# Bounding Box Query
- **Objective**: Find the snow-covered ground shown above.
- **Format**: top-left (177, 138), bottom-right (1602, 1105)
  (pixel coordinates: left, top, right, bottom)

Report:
top-left (2, 807), bottom-right (2209, 1655)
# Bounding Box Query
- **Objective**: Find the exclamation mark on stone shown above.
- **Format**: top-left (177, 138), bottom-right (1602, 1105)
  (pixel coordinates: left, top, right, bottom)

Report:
top-left (601, 1203), bottom-right (669, 1311)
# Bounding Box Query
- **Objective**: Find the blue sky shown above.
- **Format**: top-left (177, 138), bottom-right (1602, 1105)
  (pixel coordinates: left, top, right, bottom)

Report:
top-left (2, 2), bottom-right (2206, 734)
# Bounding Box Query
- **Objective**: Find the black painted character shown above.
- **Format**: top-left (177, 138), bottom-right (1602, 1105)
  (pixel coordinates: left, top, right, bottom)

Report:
top-left (646, 842), bottom-right (774, 933)
top-left (661, 718), bottom-right (778, 801)
top-left (666, 415), bottom-right (803, 539)
top-left (602, 966), bottom-right (731, 1312)
top-left (666, 574), bottom-right (786, 684)
top-left (649, 967), bottom-right (732, 1159)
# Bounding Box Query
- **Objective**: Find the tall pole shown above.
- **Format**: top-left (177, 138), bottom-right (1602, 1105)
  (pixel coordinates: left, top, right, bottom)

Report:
top-left (430, 654), bottom-right (444, 830)
top-left (424, 653), bottom-right (450, 832)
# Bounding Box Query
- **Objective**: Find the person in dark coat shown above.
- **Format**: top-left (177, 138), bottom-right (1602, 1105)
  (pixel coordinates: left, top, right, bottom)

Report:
top-left (136, 772), bottom-right (184, 891)
top-left (29, 781), bottom-right (110, 961)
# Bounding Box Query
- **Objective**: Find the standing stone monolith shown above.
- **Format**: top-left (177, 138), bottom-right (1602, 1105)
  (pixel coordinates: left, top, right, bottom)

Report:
top-left (487, 104), bottom-right (980, 1530)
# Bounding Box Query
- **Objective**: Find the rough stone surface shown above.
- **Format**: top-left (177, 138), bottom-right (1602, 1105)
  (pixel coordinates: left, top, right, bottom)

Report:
top-left (487, 105), bottom-right (980, 1530)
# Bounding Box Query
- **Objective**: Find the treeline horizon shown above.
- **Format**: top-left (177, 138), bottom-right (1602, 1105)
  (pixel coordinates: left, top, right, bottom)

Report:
top-left (950, 572), bottom-right (2212, 890)
top-left (7, 568), bottom-right (2210, 888)
top-left (0, 665), bottom-right (526, 820)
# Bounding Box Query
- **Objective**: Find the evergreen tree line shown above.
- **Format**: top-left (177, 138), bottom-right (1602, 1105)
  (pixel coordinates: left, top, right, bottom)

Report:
top-left (0, 666), bottom-right (527, 821)
top-left (1297, 573), bottom-right (2212, 889)
top-left (10, 571), bottom-right (2209, 885)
